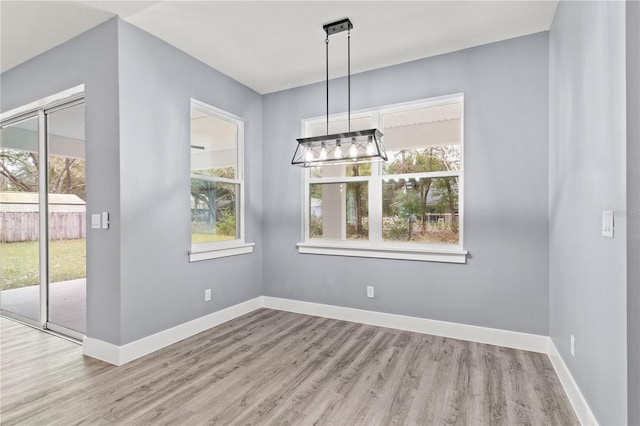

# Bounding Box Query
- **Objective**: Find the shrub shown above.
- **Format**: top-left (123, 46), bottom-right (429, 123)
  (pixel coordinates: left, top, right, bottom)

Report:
top-left (216, 212), bottom-right (236, 237)
top-left (310, 215), bottom-right (322, 238)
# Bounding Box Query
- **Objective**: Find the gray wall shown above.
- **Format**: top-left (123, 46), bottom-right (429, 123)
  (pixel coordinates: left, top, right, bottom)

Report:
top-left (0, 18), bottom-right (264, 346)
top-left (0, 19), bottom-right (122, 345)
top-left (627, 1), bottom-right (640, 424)
top-left (549, 2), bottom-right (628, 425)
top-left (116, 21), bottom-right (263, 344)
top-left (2, 7), bottom-right (635, 420)
top-left (262, 33), bottom-right (550, 335)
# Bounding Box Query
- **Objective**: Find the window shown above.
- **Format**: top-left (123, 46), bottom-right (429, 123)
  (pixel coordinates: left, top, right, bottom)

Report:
top-left (189, 100), bottom-right (253, 261)
top-left (298, 95), bottom-right (466, 263)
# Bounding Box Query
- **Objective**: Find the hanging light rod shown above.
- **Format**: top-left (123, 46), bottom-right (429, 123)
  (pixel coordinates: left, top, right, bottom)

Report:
top-left (292, 18), bottom-right (387, 167)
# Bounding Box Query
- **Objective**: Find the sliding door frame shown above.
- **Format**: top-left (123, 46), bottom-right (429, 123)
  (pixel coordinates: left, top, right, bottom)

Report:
top-left (0, 86), bottom-right (86, 341)
top-left (0, 111), bottom-right (42, 330)
top-left (38, 109), bottom-right (48, 331)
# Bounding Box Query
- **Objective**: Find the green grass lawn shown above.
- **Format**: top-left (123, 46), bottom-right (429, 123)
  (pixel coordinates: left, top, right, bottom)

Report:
top-left (2, 235), bottom-right (233, 290)
top-left (1, 239), bottom-right (86, 290)
top-left (191, 233), bottom-right (236, 243)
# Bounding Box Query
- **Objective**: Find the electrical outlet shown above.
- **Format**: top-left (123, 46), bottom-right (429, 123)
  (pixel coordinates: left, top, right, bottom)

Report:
top-left (570, 334), bottom-right (575, 357)
top-left (204, 289), bottom-right (212, 302)
top-left (366, 286), bottom-right (374, 298)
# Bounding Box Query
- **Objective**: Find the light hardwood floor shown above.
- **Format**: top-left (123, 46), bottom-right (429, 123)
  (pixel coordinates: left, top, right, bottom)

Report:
top-left (0, 309), bottom-right (579, 425)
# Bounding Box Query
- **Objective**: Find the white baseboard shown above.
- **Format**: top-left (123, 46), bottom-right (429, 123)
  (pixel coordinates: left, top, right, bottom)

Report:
top-left (261, 296), bottom-right (549, 353)
top-left (81, 294), bottom-right (598, 426)
top-left (263, 296), bottom-right (598, 424)
top-left (82, 295), bottom-right (548, 365)
top-left (83, 296), bottom-right (263, 365)
top-left (83, 336), bottom-right (121, 364)
top-left (548, 339), bottom-right (599, 426)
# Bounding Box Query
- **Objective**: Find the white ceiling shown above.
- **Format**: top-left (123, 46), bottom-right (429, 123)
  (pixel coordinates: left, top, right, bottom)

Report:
top-left (0, 1), bottom-right (558, 94)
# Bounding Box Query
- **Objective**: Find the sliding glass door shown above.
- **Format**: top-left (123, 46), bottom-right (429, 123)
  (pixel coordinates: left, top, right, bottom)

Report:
top-left (0, 98), bottom-right (86, 339)
top-left (0, 116), bottom-right (41, 323)
top-left (46, 102), bottom-right (86, 335)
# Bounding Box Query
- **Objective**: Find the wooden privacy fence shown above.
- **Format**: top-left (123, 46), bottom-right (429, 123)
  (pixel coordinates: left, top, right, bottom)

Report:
top-left (0, 212), bottom-right (86, 243)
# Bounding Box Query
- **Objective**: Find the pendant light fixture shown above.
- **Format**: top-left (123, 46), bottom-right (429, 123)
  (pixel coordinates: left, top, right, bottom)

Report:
top-left (291, 18), bottom-right (387, 167)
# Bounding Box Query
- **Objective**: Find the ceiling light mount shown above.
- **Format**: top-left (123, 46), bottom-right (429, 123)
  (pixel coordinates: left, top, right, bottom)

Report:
top-left (292, 18), bottom-right (387, 167)
top-left (323, 18), bottom-right (353, 36)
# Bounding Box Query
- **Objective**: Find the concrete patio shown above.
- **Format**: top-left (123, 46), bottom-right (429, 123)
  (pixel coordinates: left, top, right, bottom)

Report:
top-left (0, 279), bottom-right (86, 334)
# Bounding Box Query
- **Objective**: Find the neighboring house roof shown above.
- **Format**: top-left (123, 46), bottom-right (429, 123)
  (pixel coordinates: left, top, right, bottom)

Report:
top-left (0, 192), bottom-right (85, 205)
top-left (0, 192), bottom-right (86, 212)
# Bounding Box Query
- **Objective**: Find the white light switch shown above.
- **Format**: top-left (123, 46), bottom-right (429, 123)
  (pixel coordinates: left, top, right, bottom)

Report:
top-left (570, 334), bottom-right (575, 357)
top-left (602, 210), bottom-right (614, 238)
top-left (102, 212), bottom-right (109, 229)
top-left (91, 214), bottom-right (101, 229)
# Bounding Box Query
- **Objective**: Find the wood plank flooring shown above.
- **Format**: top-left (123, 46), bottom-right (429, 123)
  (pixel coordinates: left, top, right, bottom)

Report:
top-left (0, 309), bottom-right (579, 425)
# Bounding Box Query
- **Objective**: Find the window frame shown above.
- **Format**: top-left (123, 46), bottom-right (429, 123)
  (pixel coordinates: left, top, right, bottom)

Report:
top-left (297, 94), bottom-right (467, 263)
top-left (189, 99), bottom-right (253, 262)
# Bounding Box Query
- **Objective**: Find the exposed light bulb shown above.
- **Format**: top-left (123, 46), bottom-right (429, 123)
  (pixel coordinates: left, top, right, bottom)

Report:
top-left (320, 144), bottom-right (327, 160)
top-left (349, 142), bottom-right (358, 158)
top-left (305, 148), bottom-right (314, 162)
top-left (334, 141), bottom-right (343, 159)
top-left (366, 138), bottom-right (374, 155)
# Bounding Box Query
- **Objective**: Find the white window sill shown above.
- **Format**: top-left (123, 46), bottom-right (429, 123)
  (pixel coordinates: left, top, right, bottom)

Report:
top-left (189, 242), bottom-right (255, 262)
top-left (297, 241), bottom-right (467, 264)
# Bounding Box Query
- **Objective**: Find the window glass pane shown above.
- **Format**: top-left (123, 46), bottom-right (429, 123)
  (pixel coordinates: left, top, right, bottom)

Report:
top-left (311, 161), bottom-right (372, 179)
top-left (1, 116), bottom-right (40, 322)
top-left (308, 116), bottom-right (373, 178)
top-left (191, 109), bottom-right (237, 179)
top-left (310, 182), bottom-right (368, 240)
top-left (47, 102), bottom-right (86, 334)
top-left (383, 146), bottom-right (460, 175)
top-left (191, 179), bottom-right (238, 242)
top-left (382, 102), bottom-right (461, 175)
top-left (382, 177), bottom-right (459, 244)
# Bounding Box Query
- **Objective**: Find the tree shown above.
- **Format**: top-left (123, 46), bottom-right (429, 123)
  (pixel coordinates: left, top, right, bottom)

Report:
top-left (433, 177), bottom-right (459, 233)
top-left (382, 147), bottom-right (460, 240)
top-left (0, 150), bottom-right (38, 192)
top-left (348, 164), bottom-right (368, 237)
top-left (1, 148), bottom-right (86, 199)
top-left (191, 167), bottom-right (236, 234)
top-left (48, 156), bottom-right (86, 199)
